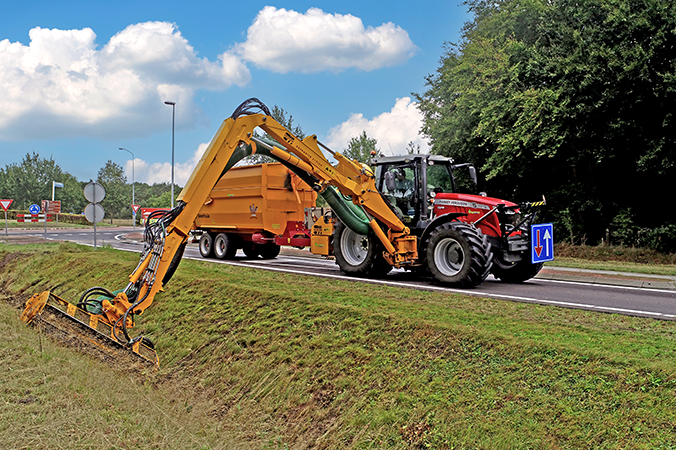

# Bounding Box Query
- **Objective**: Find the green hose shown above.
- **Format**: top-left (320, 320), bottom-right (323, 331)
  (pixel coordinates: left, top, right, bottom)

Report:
top-left (319, 186), bottom-right (370, 235)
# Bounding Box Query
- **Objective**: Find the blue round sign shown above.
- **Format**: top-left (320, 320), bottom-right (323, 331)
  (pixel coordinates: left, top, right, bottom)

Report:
top-left (29, 204), bottom-right (40, 215)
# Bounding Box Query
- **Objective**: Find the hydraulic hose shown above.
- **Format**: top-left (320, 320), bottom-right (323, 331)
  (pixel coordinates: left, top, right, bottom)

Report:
top-left (319, 186), bottom-right (370, 235)
top-left (251, 137), bottom-right (371, 235)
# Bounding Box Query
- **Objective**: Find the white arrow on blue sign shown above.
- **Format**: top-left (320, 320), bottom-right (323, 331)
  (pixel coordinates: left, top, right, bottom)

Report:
top-left (29, 204), bottom-right (41, 215)
top-left (531, 223), bottom-right (554, 264)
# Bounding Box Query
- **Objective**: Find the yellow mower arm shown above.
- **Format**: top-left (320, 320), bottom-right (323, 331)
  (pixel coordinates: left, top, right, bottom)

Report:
top-left (21, 98), bottom-right (415, 365)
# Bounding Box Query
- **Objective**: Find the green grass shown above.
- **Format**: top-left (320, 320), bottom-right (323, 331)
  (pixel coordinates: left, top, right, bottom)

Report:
top-left (552, 243), bottom-right (676, 276)
top-left (0, 301), bottom-right (242, 450)
top-left (1, 242), bottom-right (676, 448)
top-left (548, 257), bottom-right (676, 277)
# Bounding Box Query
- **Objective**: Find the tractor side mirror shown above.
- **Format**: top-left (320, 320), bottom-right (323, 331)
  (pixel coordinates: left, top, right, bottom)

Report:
top-left (384, 171), bottom-right (396, 191)
top-left (468, 166), bottom-right (478, 185)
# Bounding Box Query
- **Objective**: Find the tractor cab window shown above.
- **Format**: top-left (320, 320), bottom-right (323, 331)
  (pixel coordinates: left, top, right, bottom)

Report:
top-left (381, 165), bottom-right (416, 221)
top-left (426, 162), bottom-right (454, 194)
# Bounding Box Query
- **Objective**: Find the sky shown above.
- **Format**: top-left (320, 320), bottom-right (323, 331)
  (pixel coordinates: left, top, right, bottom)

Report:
top-left (0, 0), bottom-right (471, 186)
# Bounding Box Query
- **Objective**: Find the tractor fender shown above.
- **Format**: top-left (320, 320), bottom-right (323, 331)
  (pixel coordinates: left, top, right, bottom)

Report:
top-left (418, 212), bottom-right (467, 254)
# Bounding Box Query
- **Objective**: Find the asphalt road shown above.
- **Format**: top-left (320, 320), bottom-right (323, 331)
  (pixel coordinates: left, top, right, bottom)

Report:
top-left (8, 226), bottom-right (676, 321)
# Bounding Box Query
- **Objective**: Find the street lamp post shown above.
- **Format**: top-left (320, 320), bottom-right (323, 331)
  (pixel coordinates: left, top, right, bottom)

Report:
top-left (119, 147), bottom-right (135, 230)
top-left (164, 101), bottom-right (176, 208)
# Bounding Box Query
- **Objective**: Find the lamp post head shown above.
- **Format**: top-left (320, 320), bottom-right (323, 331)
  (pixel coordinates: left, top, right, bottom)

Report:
top-left (164, 101), bottom-right (176, 106)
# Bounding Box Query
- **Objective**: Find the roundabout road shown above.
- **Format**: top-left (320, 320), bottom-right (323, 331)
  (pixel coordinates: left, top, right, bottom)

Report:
top-left (9, 226), bottom-right (676, 321)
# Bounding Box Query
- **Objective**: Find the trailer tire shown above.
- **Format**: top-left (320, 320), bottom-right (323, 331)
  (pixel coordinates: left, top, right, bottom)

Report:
top-left (258, 244), bottom-right (281, 259)
top-left (333, 220), bottom-right (391, 277)
top-left (491, 257), bottom-right (543, 283)
top-left (426, 222), bottom-right (492, 288)
top-left (199, 233), bottom-right (214, 258)
top-left (213, 233), bottom-right (238, 260)
top-left (242, 242), bottom-right (259, 259)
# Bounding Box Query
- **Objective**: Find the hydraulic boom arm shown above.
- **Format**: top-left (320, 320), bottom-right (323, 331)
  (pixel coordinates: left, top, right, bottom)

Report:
top-left (21, 99), bottom-right (416, 365)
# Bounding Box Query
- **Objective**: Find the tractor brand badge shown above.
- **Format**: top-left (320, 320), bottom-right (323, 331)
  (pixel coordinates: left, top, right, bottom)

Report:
top-left (468, 209), bottom-right (481, 214)
top-left (434, 199), bottom-right (491, 210)
top-left (249, 204), bottom-right (258, 218)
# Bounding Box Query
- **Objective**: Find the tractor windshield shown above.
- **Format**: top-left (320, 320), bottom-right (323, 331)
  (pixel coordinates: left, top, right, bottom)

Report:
top-left (426, 161), bottom-right (454, 194)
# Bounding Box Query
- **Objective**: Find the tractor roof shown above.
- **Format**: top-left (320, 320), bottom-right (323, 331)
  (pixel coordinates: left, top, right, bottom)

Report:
top-left (370, 154), bottom-right (454, 166)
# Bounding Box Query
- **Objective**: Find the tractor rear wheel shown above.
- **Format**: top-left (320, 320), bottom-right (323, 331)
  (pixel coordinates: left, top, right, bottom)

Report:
top-left (199, 233), bottom-right (214, 258)
top-left (213, 233), bottom-right (238, 260)
top-left (491, 257), bottom-right (543, 283)
top-left (425, 222), bottom-right (492, 287)
top-left (333, 220), bottom-right (391, 277)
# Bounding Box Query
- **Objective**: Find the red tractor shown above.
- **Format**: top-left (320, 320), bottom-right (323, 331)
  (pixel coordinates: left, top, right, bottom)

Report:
top-left (332, 154), bottom-right (548, 286)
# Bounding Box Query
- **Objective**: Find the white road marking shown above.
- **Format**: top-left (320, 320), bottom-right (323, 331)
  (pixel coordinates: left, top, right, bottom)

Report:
top-left (57, 240), bottom-right (676, 320)
top-left (184, 256), bottom-right (675, 319)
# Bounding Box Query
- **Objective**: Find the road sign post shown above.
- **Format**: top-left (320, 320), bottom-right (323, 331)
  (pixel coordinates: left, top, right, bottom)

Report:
top-left (0, 199), bottom-right (12, 235)
top-left (531, 223), bottom-right (554, 264)
top-left (84, 182), bottom-right (106, 249)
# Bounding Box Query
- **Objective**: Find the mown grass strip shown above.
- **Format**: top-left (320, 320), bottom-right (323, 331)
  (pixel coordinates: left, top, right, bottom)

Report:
top-left (1, 242), bottom-right (675, 449)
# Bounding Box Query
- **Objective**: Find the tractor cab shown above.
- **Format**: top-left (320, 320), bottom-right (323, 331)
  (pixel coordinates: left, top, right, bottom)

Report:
top-left (372, 154), bottom-right (477, 231)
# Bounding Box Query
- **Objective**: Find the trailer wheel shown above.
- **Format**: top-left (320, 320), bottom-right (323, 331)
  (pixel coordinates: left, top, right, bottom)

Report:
top-left (258, 244), bottom-right (281, 259)
top-left (426, 222), bottom-right (492, 287)
top-left (242, 242), bottom-right (259, 259)
top-left (491, 257), bottom-right (543, 283)
top-left (333, 220), bottom-right (391, 277)
top-left (199, 233), bottom-right (214, 258)
top-left (213, 233), bottom-right (238, 260)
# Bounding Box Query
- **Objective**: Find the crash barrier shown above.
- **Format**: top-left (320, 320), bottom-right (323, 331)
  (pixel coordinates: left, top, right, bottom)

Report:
top-left (17, 213), bottom-right (54, 223)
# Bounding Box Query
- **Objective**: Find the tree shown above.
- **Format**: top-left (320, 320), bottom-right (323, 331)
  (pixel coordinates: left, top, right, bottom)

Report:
top-left (240, 105), bottom-right (306, 165)
top-left (97, 160), bottom-right (128, 220)
top-left (405, 141), bottom-right (422, 155)
top-left (145, 191), bottom-right (173, 208)
top-left (0, 152), bottom-right (84, 212)
top-left (343, 131), bottom-right (379, 164)
top-left (416, 0), bottom-right (676, 244)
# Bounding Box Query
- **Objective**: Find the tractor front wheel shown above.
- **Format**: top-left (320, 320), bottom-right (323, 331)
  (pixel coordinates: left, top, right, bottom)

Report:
top-left (426, 222), bottom-right (492, 288)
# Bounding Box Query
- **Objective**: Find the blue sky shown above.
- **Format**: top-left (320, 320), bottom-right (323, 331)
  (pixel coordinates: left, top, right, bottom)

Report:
top-left (0, 1), bottom-right (471, 185)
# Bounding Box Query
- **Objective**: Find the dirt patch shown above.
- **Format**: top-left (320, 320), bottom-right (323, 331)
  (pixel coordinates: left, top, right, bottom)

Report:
top-left (0, 250), bottom-right (29, 272)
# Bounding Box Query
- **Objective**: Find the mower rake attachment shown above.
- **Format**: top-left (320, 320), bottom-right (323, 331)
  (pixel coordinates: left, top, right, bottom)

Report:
top-left (21, 291), bottom-right (159, 369)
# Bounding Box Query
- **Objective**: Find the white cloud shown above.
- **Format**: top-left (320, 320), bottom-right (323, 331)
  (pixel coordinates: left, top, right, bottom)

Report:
top-left (0, 22), bottom-right (250, 140)
top-left (326, 97), bottom-right (429, 155)
top-left (127, 142), bottom-right (209, 185)
top-left (232, 6), bottom-right (417, 73)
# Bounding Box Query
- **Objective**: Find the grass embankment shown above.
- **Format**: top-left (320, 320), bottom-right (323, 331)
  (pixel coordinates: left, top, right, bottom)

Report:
top-left (552, 243), bottom-right (676, 276)
top-left (1, 243), bottom-right (676, 449)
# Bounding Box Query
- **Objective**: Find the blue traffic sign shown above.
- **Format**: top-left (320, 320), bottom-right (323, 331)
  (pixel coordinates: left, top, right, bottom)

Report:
top-left (28, 204), bottom-right (40, 215)
top-left (531, 223), bottom-right (554, 264)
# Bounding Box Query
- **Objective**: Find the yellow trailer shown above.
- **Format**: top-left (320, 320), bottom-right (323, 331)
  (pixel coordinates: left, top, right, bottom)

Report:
top-left (194, 162), bottom-right (317, 259)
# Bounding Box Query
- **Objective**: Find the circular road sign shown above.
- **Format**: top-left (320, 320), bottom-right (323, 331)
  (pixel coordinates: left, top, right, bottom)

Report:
top-left (84, 203), bottom-right (105, 224)
top-left (83, 182), bottom-right (106, 203)
top-left (29, 204), bottom-right (41, 215)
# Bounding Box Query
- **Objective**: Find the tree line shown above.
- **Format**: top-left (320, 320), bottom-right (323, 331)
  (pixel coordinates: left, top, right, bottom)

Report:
top-left (416, 0), bottom-right (676, 252)
top-left (0, 152), bottom-right (180, 220)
